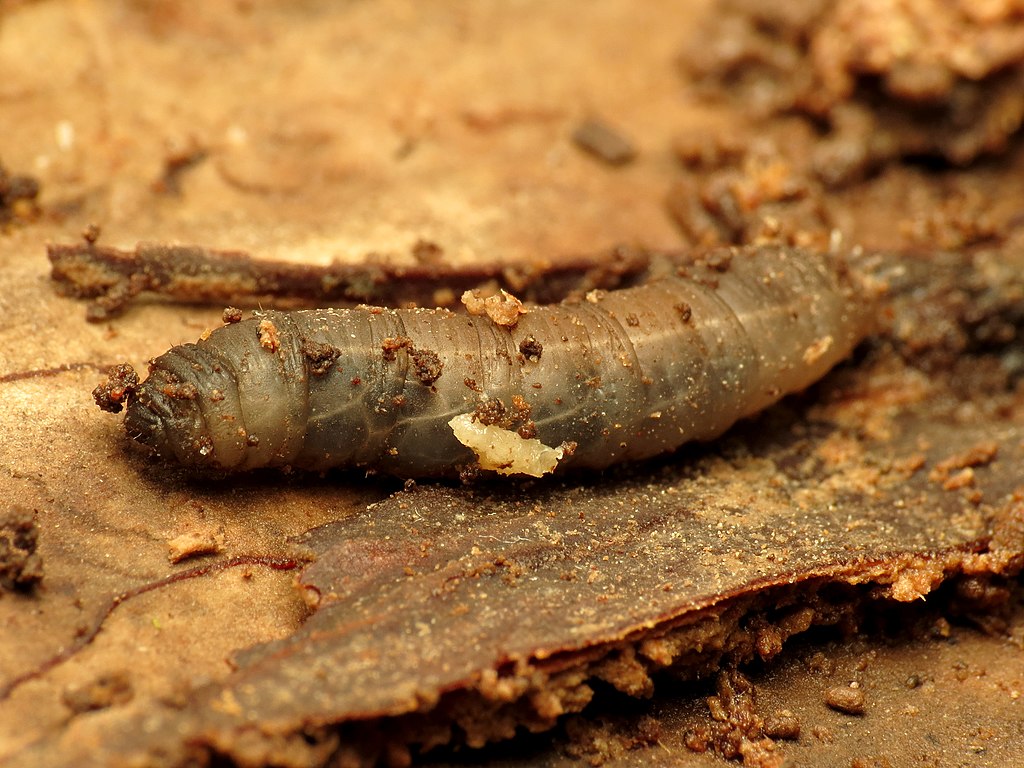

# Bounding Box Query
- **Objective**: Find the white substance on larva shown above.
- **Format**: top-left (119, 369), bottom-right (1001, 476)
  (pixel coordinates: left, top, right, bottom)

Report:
top-left (449, 413), bottom-right (564, 477)
top-left (802, 335), bottom-right (834, 365)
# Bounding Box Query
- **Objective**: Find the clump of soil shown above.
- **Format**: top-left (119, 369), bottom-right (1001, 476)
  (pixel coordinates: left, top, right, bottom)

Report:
top-left (682, 671), bottom-right (791, 768)
top-left (0, 505), bottom-right (43, 593)
top-left (670, 0), bottom-right (1024, 251)
top-left (685, 0), bottom-right (1024, 171)
top-left (0, 161), bottom-right (39, 226)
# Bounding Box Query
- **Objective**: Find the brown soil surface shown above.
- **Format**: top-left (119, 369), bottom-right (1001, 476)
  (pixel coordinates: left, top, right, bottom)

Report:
top-left (1, 2), bottom-right (1022, 767)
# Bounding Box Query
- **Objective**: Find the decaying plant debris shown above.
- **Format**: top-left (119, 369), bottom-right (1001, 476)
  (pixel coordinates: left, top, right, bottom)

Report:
top-left (671, 0), bottom-right (1024, 250)
top-left (48, 238), bottom-right (651, 322)
top-left (3, 1), bottom-right (1024, 767)
top-left (422, 581), bottom-right (1024, 767)
top-left (684, 0), bottom-right (1024, 172)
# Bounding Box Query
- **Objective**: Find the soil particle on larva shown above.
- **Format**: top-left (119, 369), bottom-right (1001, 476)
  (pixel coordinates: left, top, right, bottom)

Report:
top-left (383, 337), bottom-right (444, 385)
top-left (461, 288), bottom-right (527, 327)
top-left (257, 318), bottom-right (280, 352)
top-left (473, 398), bottom-right (509, 427)
top-left (409, 347), bottom-right (443, 386)
top-left (518, 336), bottom-right (543, 362)
top-left (472, 395), bottom-right (536, 439)
top-left (301, 339), bottom-right (342, 376)
top-left (0, 160), bottom-right (40, 226)
top-left (221, 307), bottom-right (243, 324)
top-left (380, 336), bottom-right (414, 361)
top-left (92, 363), bottom-right (141, 414)
top-left (167, 523), bottom-right (226, 564)
top-left (159, 377), bottom-right (199, 401)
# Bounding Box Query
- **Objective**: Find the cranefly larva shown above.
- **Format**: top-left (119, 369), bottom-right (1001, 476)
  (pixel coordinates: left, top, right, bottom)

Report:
top-left (98, 246), bottom-right (874, 478)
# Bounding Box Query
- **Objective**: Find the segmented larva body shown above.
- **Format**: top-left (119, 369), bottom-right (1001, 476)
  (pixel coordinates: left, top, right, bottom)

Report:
top-left (121, 247), bottom-right (872, 478)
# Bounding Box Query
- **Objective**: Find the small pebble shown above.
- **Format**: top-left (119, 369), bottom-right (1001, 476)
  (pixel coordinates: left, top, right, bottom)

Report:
top-left (572, 117), bottom-right (638, 166)
top-left (825, 684), bottom-right (866, 715)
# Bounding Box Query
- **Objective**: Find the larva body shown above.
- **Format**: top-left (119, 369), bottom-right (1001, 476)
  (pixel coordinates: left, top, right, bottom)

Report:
top-left (121, 247), bottom-right (871, 477)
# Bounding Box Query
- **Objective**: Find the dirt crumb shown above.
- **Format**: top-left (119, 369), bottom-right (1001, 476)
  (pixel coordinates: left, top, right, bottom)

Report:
top-left (824, 684), bottom-right (866, 715)
top-left (152, 138), bottom-right (207, 196)
top-left (461, 288), bottom-right (527, 327)
top-left (0, 160), bottom-right (41, 226)
top-left (92, 363), bottom-right (141, 414)
top-left (928, 440), bottom-right (999, 484)
top-left (683, 670), bottom-right (784, 767)
top-left (518, 336), bottom-right (543, 362)
top-left (167, 524), bottom-right (225, 564)
top-left (410, 347), bottom-right (443, 386)
top-left (381, 336), bottom-right (444, 385)
top-left (257, 318), bottom-right (280, 352)
top-left (381, 336), bottom-right (415, 361)
top-left (62, 671), bottom-right (134, 714)
top-left (572, 117), bottom-right (638, 166)
top-left (0, 505), bottom-right (43, 593)
top-left (940, 467), bottom-right (975, 492)
top-left (410, 239), bottom-right (444, 265)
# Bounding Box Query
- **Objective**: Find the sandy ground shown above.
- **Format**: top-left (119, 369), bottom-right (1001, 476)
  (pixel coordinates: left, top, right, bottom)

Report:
top-left (1, 2), bottom-right (1023, 767)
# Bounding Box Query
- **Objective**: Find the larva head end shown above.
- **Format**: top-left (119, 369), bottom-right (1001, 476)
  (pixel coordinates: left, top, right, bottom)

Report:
top-left (121, 367), bottom-right (203, 466)
top-left (123, 393), bottom-right (171, 459)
